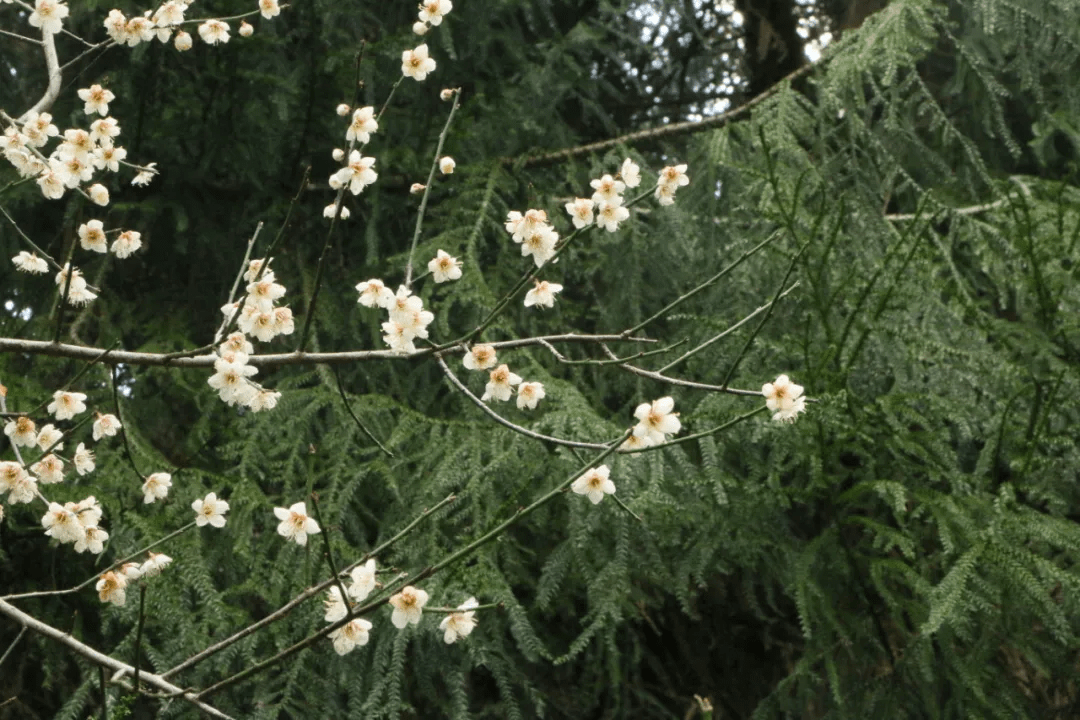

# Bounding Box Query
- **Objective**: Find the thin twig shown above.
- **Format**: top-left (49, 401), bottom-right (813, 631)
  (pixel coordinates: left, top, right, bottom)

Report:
top-left (611, 494), bottom-right (643, 522)
top-left (404, 92), bottom-right (461, 289)
top-left (133, 586), bottom-right (146, 695)
top-left (0, 28), bottom-right (41, 44)
top-left (0, 626), bottom-right (27, 670)
top-left (436, 354), bottom-right (611, 450)
top-left (603, 345), bottom-right (761, 397)
top-left (332, 367), bottom-right (393, 457)
top-left (309, 493), bottom-right (354, 621)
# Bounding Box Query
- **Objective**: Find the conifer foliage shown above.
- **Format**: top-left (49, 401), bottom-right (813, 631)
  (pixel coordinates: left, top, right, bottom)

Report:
top-left (1, 0), bottom-right (1080, 718)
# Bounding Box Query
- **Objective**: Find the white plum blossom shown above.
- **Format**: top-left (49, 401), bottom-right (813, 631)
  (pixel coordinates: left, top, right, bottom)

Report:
top-left (571, 465), bottom-right (615, 504)
top-left (524, 280), bottom-right (562, 309)
top-left (620, 158), bottom-right (641, 188)
top-left (632, 397), bottom-right (681, 446)
top-left (75, 526), bottom-right (108, 555)
top-left (74, 443), bottom-right (95, 475)
top-left (596, 201), bottom-right (630, 232)
top-left (140, 552), bottom-right (173, 577)
top-left (324, 586), bottom-right (348, 622)
top-left (70, 496), bottom-right (102, 528)
top-left (111, 230), bottom-right (142, 259)
top-left (29, 0), bottom-right (69, 35)
top-left (356, 278), bottom-right (394, 308)
top-left (762, 374), bottom-right (807, 423)
top-left (6, 472), bottom-right (37, 505)
top-left (42, 502), bottom-right (82, 544)
top-left (273, 501), bottom-right (321, 546)
top-left (120, 562), bottom-right (143, 581)
top-left (142, 472), bottom-right (172, 504)
top-left (389, 585), bottom-right (429, 628)
top-left (401, 44), bottom-right (436, 81)
top-left (48, 390), bottom-right (87, 421)
top-left (439, 597), bottom-right (479, 644)
top-left (198, 20), bottom-right (230, 45)
top-left (324, 202), bottom-right (350, 220)
top-left (590, 174), bottom-right (625, 205)
top-left (12, 252), bottom-right (48, 274)
top-left (516, 382), bottom-right (545, 410)
top-left (208, 355), bottom-right (258, 406)
top-left (192, 492), bottom-right (229, 528)
top-left (418, 0), bottom-right (452, 25)
top-left (88, 184), bottom-right (109, 206)
top-left (96, 571), bottom-right (127, 606)
top-left (348, 558), bottom-right (377, 601)
top-left (330, 151), bottom-right (377, 195)
top-left (520, 226), bottom-right (559, 267)
top-left (239, 21), bottom-right (253, 37)
top-left (30, 454), bottom-right (64, 484)
top-left (330, 618), bottom-right (373, 655)
top-left (346, 107), bottom-right (378, 144)
top-left (481, 364), bottom-right (522, 402)
top-left (463, 344), bottom-right (497, 371)
top-left (439, 156), bottom-right (455, 174)
top-left (249, 389), bottom-right (282, 412)
top-left (78, 85), bottom-right (115, 116)
top-left (174, 31), bottom-right (193, 51)
top-left (259, 0), bottom-right (280, 19)
top-left (428, 249), bottom-right (462, 283)
top-left (79, 220), bottom-right (108, 253)
top-left (564, 197), bottom-right (594, 229)
top-left (656, 164), bottom-right (689, 205)
top-left (4, 417), bottom-right (38, 448)
top-left (36, 424), bottom-right (64, 452)
top-left (336, 104), bottom-right (351, 117)
top-left (92, 413), bottom-right (122, 440)
top-left (0, 463), bottom-right (28, 495)
top-left (131, 163), bottom-right (158, 186)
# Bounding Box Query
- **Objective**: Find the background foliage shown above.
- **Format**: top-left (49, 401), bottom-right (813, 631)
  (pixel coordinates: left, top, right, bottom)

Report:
top-left (2, 0), bottom-right (1080, 717)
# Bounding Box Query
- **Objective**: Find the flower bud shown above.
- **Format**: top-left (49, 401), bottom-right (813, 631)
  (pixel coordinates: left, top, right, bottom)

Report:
top-left (440, 88), bottom-right (455, 101)
top-left (439, 156), bottom-right (455, 175)
top-left (332, 148), bottom-right (345, 162)
top-left (412, 21), bottom-right (428, 35)
top-left (409, 183), bottom-right (426, 195)
top-left (336, 103), bottom-right (350, 117)
top-left (239, 21), bottom-right (253, 37)
top-left (88, 184), bottom-right (109, 206)
top-left (174, 30), bottom-right (192, 51)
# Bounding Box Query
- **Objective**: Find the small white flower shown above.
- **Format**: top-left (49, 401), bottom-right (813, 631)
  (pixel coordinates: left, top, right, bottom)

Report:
top-left (564, 198), bottom-right (594, 229)
top-left (481, 364), bottom-right (522, 403)
top-left (620, 158), bottom-right (641, 188)
top-left (36, 423), bottom-right (64, 452)
top-left (29, 0), bottom-right (69, 35)
top-left (658, 164), bottom-right (689, 190)
top-left (70, 496), bottom-right (102, 528)
top-left (462, 345), bottom-right (497, 371)
top-left (596, 201), bottom-right (630, 232)
top-left (524, 280), bottom-right (562, 309)
top-left (88, 184), bottom-right (109, 206)
top-left (239, 21), bottom-right (253, 36)
top-left (79, 220), bottom-right (108, 253)
top-left (48, 390), bottom-right (87, 421)
top-left (192, 492), bottom-right (229, 528)
top-left (4, 417), bottom-right (37, 448)
top-left (439, 156), bottom-right (455, 175)
top-left (356, 278), bottom-right (394, 308)
top-left (571, 465), bottom-right (615, 504)
top-left (324, 585), bottom-right (348, 622)
top-left (142, 472), bottom-right (172, 504)
top-left (6, 472), bottom-right (37, 505)
top-left (42, 502), bottom-right (82, 543)
top-left (346, 106), bottom-right (378, 144)
top-left (273, 501), bottom-right (321, 546)
top-left (198, 19), bottom-right (230, 45)
top-left (131, 163), bottom-right (158, 186)
top-left (330, 618), bottom-right (373, 655)
top-left (348, 558), bottom-right (377, 601)
top-left (520, 226), bottom-right (559, 267)
top-left (111, 230), bottom-right (142, 258)
top-left (418, 0), bottom-right (452, 26)
top-left (389, 585), bottom-right (429, 628)
top-left (259, 0), bottom-right (280, 19)
top-left (439, 596), bottom-right (478, 644)
top-left (428, 249), bottom-right (462, 283)
top-left (92, 413), bottom-right (122, 440)
top-left (762, 374), bottom-right (807, 423)
top-left (174, 30), bottom-right (193, 51)
top-left (0, 462), bottom-right (27, 496)
top-left (329, 151), bottom-right (377, 195)
top-left (249, 389), bottom-right (282, 412)
top-left (96, 571), bottom-right (127, 606)
top-left (140, 552), bottom-right (173, 577)
top-left (75, 525), bottom-right (108, 554)
top-left (30, 454), bottom-right (65, 484)
top-left (12, 251), bottom-right (48, 274)
top-left (632, 397), bottom-right (681, 446)
top-left (74, 443), bottom-right (95, 475)
top-left (590, 174), bottom-right (625, 205)
top-left (77, 85), bottom-right (115, 116)
top-left (401, 44), bottom-right (436, 81)
top-left (516, 381), bottom-right (545, 410)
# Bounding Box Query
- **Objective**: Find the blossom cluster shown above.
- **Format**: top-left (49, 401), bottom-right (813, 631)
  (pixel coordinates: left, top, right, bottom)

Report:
top-left (95, 551), bottom-right (173, 606)
top-left (462, 345), bottom-right (546, 410)
top-left (322, 559), bottom-right (378, 655)
top-left (355, 279), bottom-right (436, 355)
top-left (101, 0), bottom-right (280, 52)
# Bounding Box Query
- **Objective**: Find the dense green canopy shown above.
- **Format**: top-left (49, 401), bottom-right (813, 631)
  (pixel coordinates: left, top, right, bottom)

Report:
top-left (2, 0), bottom-right (1080, 717)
